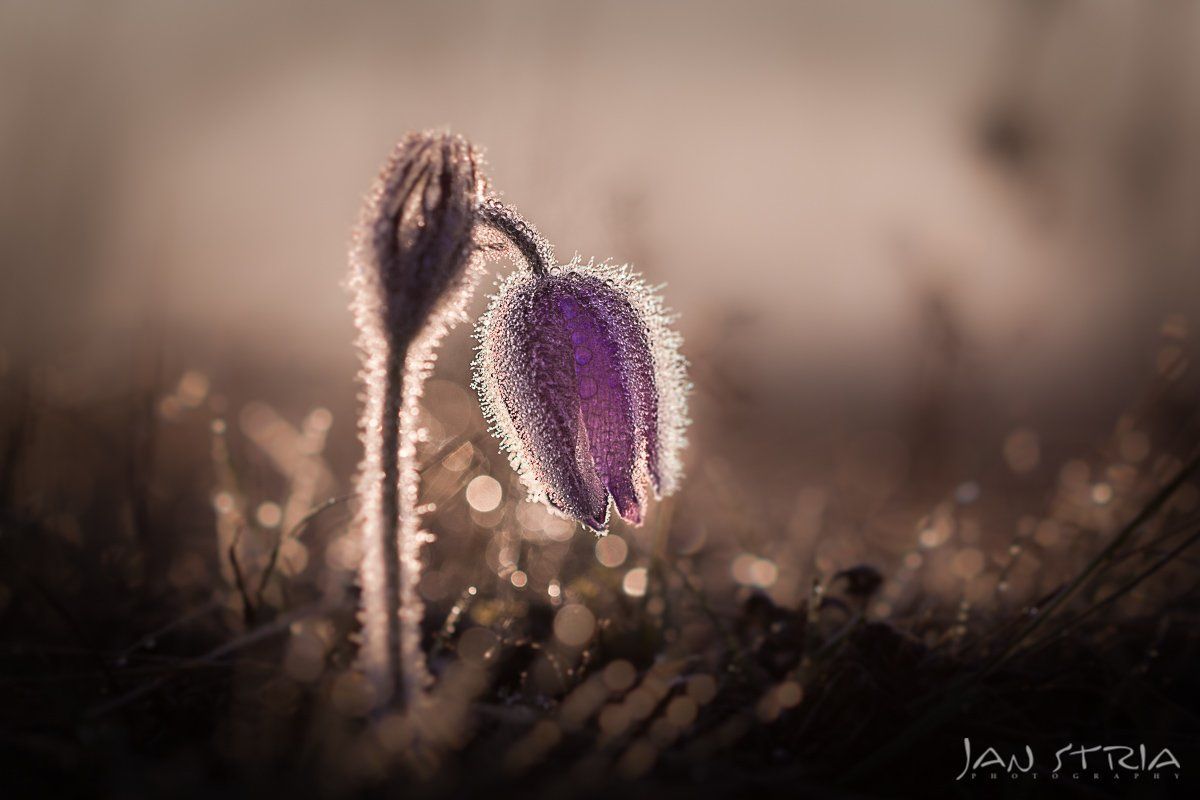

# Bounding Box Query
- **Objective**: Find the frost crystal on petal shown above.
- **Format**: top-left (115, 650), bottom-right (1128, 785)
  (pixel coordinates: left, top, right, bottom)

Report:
top-left (474, 258), bottom-right (689, 533)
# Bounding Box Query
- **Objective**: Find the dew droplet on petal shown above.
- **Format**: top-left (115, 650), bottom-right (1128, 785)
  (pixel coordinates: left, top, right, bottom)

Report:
top-left (570, 330), bottom-right (588, 345)
top-left (574, 347), bottom-right (593, 365)
top-left (578, 376), bottom-right (597, 399)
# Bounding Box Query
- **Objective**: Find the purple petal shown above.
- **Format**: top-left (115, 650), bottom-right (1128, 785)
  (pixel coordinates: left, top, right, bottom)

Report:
top-left (552, 283), bottom-right (636, 521)
top-left (558, 274), bottom-right (660, 522)
top-left (568, 275), bottom-right (662, 494)
top-left (486, 278), bottom-right (608, 528)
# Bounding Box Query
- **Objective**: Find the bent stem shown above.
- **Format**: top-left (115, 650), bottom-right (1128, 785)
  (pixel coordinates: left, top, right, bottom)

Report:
top-left (477, 198), bottom-right (555, 278)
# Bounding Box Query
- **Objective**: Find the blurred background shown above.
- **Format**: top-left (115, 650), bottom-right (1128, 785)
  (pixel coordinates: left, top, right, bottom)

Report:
top-left (5, 0), bottom-right (1200, 590)
top-left (8, 0), bottom-right (1200, 395)
top-left (2, 2), bottom-right (1200, 793)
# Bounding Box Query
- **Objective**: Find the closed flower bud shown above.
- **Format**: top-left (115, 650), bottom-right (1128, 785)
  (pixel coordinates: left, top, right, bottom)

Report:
top-left (350, 131), bottom-right (486, 343)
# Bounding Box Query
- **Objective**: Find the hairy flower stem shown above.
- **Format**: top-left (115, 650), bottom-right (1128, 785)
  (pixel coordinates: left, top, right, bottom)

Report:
top-left (350, 133), bottom-right (484, 711)
top-left (352, 136), bottom-right (564, 712)
top-left (477, 198), bottom-right (554, 278)
top-left (356, 326), bottom-right (419, 709)
top-left (376, 349), bottom-right (405, 701)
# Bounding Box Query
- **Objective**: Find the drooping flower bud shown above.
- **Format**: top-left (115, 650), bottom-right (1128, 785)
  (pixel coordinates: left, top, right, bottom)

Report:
top-left (474, 259), bottom-right (688, 532)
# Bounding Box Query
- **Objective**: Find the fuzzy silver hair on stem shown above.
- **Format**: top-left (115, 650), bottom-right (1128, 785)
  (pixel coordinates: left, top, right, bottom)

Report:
top-left (349, 130), bottom-right (688, 714)
top-left (349, 132), bottom-right (486, 709)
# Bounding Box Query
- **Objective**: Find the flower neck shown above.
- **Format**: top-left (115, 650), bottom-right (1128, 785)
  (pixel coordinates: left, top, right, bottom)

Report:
top-left (478, 197), bottom-right (555, 278)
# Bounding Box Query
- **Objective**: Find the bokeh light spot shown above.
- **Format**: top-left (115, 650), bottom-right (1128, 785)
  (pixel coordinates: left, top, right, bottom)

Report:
top-left (442, 442), bottom-right (475, 473)
top-left (553, 603), bottom-right (596, 647)
top-left (777, 681), bottom-right (803, 708)
top-left (622, 567), bottom-right (649, 597)
top-left (255, 501), bottom-right (282, 528)
top-left (603, 659), bottom-right (637, 692)
top-left (595, 535), bottom-right (629, 568)
top-left (665, 696), bottom-right (698, 727)
top-left (465, 475), bottom-right (502, 512)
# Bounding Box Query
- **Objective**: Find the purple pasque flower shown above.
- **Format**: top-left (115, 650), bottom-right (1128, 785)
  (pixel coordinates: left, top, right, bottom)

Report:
top-left (474, 255), bottom-right (688, 533)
